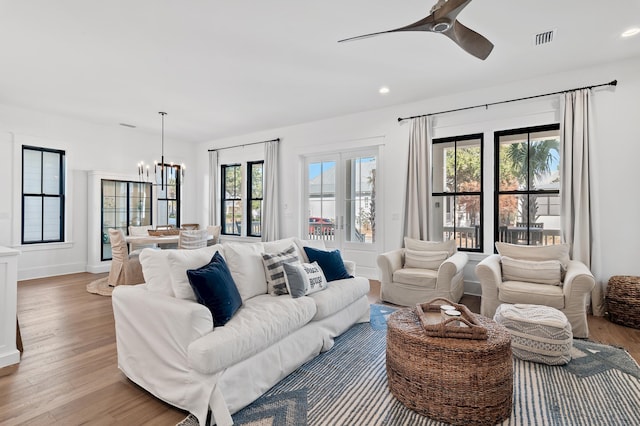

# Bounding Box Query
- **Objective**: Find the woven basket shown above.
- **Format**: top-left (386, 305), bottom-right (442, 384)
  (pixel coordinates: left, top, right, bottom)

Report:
top-left (606, 275), bottom-right (640, 329)
top-left (416, 297), bottom-right (488, 340)
top-left (386, 309), bottom-right (512, 426)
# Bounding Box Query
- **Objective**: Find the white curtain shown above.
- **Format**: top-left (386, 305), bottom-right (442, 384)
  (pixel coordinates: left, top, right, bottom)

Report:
top-left (262, 140), bottom-right (280, 241)
top-left (208, 150), bottom-right (218, 226)
top-left (560, 89), bottom-right (604, 315)
top-left (404, 116), bottom-right (432, 241)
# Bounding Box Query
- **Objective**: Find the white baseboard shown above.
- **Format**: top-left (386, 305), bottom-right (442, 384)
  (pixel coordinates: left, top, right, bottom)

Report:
top-left (18, 262), bottom-right (86, 281)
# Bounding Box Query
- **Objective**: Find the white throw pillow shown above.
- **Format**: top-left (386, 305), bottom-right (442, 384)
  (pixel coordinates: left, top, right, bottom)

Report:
top-left (404, 237), bottom-right (457, 257)
top-left (501, 256), bottom-right (563, 285)
top-left (404, 249), bottom-right (449, 270)
top-left (495, 242), bottom-right (570, 267)
top-left (167, 244), bottom-right (224, 301)
top-left (223, 241), bottom-right (267, 301)
top-left (139, 248), bottom-right (174, 297)
top-left (283, 261), bottom-right (328, 298)
top-left (294, 238), bottom-right (327, 263)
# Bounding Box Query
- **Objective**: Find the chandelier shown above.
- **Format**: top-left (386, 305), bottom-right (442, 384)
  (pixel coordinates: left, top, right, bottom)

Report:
top-left (136, 112), bottom-right (185, 190)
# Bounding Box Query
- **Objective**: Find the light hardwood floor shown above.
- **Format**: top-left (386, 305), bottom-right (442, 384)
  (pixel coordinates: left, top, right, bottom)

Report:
top-left (1, 273), bottom-right (639, 425)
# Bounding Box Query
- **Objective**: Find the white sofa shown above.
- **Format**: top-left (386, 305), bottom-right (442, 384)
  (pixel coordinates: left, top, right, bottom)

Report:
top-left (112, 237), bottom-right (370, 426)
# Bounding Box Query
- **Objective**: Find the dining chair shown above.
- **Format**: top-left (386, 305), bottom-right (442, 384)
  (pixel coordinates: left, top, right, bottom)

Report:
top-left (178, 229), bottom-right (209, 249)
top-left (128, 225), bottom-right (156, 252)
top-left (108, 228), bottom-right (145, 286)
top-left (206, 225), bottom-right (222, 246)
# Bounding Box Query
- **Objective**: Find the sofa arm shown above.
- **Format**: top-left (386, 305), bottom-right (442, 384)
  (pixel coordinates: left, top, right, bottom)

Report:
top-left (438, 252), bottom-right (468, 282)
top-left (112, 284), bottom-right (214, 367)
top-left (562, 260), bottom-right (596, 297)
top-left (475, 254), bottom-right (502, 319)
top-left (376, 249), bottom-right (404, 285)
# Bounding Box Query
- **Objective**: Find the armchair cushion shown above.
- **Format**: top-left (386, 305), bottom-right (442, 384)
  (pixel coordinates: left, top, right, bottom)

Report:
top-left (495, 242), bottom-right (570, 267)
top-left (404, 238), bottom-right (456, 256)
top-left (501, 256), bottom-right (563, 286)
top-left (404, 249), bottom-right (449, 270)
top-left (499, 281), bottom-right (564, 309)
top-left (393, 268), bottom-right (438, 288)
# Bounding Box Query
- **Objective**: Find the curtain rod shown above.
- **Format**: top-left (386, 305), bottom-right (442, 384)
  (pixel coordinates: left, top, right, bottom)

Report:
top-left (397, 80), bottom-right (617, 123)
top-left (208, 138), bottom-right (280, 152)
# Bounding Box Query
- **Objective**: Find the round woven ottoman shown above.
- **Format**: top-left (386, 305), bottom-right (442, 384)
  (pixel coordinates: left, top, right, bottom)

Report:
top-left (386, 308), bottom-right (513, 426)
top-left (606, 275), bottom-right (640, 329)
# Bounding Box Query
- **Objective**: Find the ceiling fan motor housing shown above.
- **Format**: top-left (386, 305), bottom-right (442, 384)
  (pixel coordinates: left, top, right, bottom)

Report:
top-left (432, 20), bottom-right (452, 32)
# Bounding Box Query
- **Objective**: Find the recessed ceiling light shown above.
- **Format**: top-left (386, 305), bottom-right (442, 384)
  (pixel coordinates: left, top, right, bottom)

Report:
top-left (379, 86), bottom-right (390, 95)
top-left (621, 28), bottom-right (640, 38)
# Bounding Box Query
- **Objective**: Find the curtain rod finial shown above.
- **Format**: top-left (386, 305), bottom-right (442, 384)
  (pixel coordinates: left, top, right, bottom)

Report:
top-left (610, 80), bottom-right (618, 86)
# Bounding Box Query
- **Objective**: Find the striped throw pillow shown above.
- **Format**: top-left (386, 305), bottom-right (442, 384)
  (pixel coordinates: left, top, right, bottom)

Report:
top-left (261, 245), bottom-right (300, 296)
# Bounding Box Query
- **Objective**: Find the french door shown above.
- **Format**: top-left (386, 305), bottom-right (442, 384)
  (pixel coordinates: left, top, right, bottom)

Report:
top-left (304, 148), bottom-right (380, 254)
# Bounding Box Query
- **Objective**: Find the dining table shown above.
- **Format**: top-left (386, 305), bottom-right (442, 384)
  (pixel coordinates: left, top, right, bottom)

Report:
top-left (125, 234), bottom-right (213, 251)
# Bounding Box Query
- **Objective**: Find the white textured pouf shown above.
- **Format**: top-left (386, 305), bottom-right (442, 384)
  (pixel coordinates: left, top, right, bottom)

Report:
top-left (493, 304), bottom-right (573, 365)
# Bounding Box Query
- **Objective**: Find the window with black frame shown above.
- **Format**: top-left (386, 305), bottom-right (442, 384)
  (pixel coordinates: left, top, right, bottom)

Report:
top-left (495, 124), bottom-right (561, 247)
top-left (156, 164), bottom-right (181, 228)
top-left (247, 161), bottom-right (264, 237)
top-left (22, 145), bottom-right (65, 244)
top-left (432, 134), bottom-right (483, 252)
top-left (221, 164), bottom-right (242, 236)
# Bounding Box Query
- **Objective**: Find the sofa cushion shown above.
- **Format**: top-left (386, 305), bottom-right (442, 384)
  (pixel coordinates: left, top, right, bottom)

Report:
top-left (166, 245), bottom-right (225, 301)
top-left (294, 238), bottom-right (327, 263)
top-left (308, 276), bottom-right (369, 321)
top-left (499, 280), bottom-right (565, 309)
top-left (139, 248), bottom-right (174, 297)
top-left (501, 256), bottom-right (563, 285)
top-left (404, 238), bottom-right (456, 257)
top-left (393, 268), bottom-right (438, 288)
top-left (495, 242), bottom-right (570, 267)
top-left (188, 294), bottom-right (316, 374)
top-left (404, 249), bottom-right (449, 270)
top-left (303, 246), bottom-right (353, 282)
top-left (186, 252), bottom-right (242, 326)
top-left (283, 261), bottom-right (328, 298)
top-left (224, 241), bottom-right (267, 301)
top-left (261, 245), bottom-right (300, 296)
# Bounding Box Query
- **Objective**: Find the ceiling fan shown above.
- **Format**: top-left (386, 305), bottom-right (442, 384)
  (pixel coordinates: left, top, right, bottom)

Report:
top-left (338, 0), bottom-right (494, 60)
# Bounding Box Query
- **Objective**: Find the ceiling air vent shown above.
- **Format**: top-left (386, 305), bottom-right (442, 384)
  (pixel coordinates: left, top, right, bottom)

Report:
top-left (534, 29), bottom-right (556, 46)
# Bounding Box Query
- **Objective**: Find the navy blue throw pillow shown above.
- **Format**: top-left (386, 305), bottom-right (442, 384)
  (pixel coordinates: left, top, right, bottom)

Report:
top-left (303, 246), bottom-right (353, 282)
top-left (186, 251), bottom-right (242, 326)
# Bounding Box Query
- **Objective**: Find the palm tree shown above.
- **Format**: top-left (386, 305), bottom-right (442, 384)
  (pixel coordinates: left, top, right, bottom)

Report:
top-left (506, 139), bottom-right (559, 223)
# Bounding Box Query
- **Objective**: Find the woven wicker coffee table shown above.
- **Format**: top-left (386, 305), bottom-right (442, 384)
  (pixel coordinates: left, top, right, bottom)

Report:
top-left (386, 308), bottom-right (513, 426)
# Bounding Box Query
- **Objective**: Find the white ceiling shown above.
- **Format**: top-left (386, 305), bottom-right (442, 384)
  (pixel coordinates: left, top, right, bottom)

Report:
top-left (0, 0), bottom-right (639, 143)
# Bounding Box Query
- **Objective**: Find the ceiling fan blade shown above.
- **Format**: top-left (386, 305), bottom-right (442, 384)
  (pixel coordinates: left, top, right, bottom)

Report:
top-left (443, 20), bottom-right (494, 60)
top-left (433, 0), bottom-right (473, 21)
top-left (338, 15), bottom-right (435, 43)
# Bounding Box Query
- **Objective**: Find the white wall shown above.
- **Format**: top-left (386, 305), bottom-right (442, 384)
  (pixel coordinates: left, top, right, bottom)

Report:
top-left (0, 105), bottom-right (198, 280)
top-left (196, 57), bottom-right (640, 290)
top-left (2, 57), bottom-right (638, 285)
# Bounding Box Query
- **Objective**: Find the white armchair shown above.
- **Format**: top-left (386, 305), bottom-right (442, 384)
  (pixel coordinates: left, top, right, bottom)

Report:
top-left (377, 238), bottom-right (468, 306)
top-left (475, 242), bottom-right (595, 338)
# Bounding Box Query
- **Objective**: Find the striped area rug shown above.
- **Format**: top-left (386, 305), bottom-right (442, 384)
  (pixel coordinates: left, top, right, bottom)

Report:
top-left (229, 308), bottom-right (640, 426)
